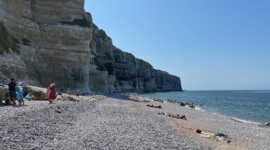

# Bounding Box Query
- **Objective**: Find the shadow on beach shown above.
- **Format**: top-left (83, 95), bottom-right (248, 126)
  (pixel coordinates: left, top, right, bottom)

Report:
top-left (104, 93), bottom-right (142, 102)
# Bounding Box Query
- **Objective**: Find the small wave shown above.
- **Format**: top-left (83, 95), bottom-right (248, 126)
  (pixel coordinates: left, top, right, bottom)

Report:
top-left (195, 106), bottom-right (206, 112)
top-left (204, 110), bottom-right (261, 125)
top-left (230, 117), bottom-right (260, 125)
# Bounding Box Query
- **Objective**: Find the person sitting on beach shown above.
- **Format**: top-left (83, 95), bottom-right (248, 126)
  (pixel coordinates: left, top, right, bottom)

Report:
top-left (158, 112), bottom-right (187, 120)
top-left (172, 114), bottom-right (187, 120)
top-left (147, 104), bottom-right (162, 109)
top-left (47, 83), bottom-right (57, 104)
top-left (8, 78), bottom-right (17, 106)
top-left (16, 82), bottom-right (25, 106)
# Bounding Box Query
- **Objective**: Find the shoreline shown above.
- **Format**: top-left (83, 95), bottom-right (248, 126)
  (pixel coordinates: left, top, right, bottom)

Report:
top-left (132, 93), bottom-right (270, 149)
top-left (0, 93), bottom-right (269, 149)
top-left (194, 105), bottom-right (262, 125)
top-left (141, 92), bottom-right (270, 125)
top-left (143, 92), bottom-right (269, 127)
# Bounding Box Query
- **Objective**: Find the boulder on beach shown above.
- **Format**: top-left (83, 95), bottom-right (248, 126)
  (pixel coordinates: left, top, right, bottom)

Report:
top-left (25, 86), bottom-right (47, 100)
top-left (56, 94), bottom-right (79, 102)
top-left (179, 102), bottom-right (186, 106)
top-left (0, 86), bottom-right (8, 100)
top-left (25, 86), bottom-right (80, 102)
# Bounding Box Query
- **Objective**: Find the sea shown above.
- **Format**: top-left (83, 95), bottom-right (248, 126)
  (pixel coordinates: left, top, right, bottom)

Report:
top-left (141, 91), bottom-right (270, 124)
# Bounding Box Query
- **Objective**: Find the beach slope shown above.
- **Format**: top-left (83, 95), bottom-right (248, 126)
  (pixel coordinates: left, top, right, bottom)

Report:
top-left (0, 95), bottom-right (269, 149)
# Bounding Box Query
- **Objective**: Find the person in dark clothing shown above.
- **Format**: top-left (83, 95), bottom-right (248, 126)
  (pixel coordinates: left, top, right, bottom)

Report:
top-left (8, 78), bottom-right (17, 106)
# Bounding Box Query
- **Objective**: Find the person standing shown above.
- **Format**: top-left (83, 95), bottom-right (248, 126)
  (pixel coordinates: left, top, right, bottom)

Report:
top-left (47, 83), bottom-right (57, 104)
top-left (8, 78), bottom-right (17, 106)
top-left (16, 82), bottom-right (24, 106)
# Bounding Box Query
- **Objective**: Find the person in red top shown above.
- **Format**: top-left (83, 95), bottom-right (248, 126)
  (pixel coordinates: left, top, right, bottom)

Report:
top-left (47, 83), bottom-right (57, 104)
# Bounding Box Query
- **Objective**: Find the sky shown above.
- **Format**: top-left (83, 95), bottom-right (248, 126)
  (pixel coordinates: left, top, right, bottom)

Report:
top-left (85, 0), bottom-right (270, 90)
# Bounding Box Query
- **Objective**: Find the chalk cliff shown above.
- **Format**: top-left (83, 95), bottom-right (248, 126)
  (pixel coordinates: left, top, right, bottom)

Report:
top-left (0, 0), bottom-right (182, 93)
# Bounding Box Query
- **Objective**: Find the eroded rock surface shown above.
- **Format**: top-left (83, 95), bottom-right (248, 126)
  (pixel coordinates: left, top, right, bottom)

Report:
top-left (0, 0), bottom-right (182, 93)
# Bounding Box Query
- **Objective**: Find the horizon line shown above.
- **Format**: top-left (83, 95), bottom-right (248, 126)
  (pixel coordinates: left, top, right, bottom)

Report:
top-left (182, 89), bottom-right (270, 91)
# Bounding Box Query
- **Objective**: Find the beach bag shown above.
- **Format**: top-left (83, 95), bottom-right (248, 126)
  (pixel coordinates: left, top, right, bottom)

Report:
top-left (25, 95), bottom-right (32, 101)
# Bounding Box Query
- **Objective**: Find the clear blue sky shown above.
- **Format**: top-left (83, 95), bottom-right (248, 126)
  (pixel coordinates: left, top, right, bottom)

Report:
top-left (85, 0), bottom-right (270, 90)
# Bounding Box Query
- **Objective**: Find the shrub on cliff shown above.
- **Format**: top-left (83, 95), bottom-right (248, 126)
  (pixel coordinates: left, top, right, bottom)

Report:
top-left (94, 58), bottom-right (107, 71)
top-left (0, 23), bottom-right (20, 54)
top-left (61, 17), bottom-right (91, 27)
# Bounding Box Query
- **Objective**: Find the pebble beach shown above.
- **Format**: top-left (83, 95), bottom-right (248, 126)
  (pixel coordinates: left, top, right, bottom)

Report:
top-left (0, 94), bottom-right (269, 150)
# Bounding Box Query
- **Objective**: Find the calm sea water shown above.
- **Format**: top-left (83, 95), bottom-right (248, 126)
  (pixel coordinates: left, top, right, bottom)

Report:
top-left (142, 91), bottom-right (270, 123)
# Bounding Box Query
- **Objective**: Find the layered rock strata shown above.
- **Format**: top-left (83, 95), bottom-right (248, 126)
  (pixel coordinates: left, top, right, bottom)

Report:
top-left (0, 0), bottom-right (182, 93)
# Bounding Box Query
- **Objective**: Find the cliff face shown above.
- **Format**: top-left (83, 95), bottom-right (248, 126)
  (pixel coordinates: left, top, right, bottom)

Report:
top-left (0, 0), bottom-right (93, 91)
top-left (0, 0), bottom-right (182, 93)
top-left (88, 25), bottom-right (182, 92)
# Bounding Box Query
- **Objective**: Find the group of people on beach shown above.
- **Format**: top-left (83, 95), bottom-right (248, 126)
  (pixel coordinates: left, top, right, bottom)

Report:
top-left (6, 78), bottom-right (57, 106)
top-left (7, 79), bottom-right (27, 106)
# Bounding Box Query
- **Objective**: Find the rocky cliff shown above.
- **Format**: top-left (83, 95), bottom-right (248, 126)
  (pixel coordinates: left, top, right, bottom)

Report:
top-left (0, 0), bottom-right (182, 93)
